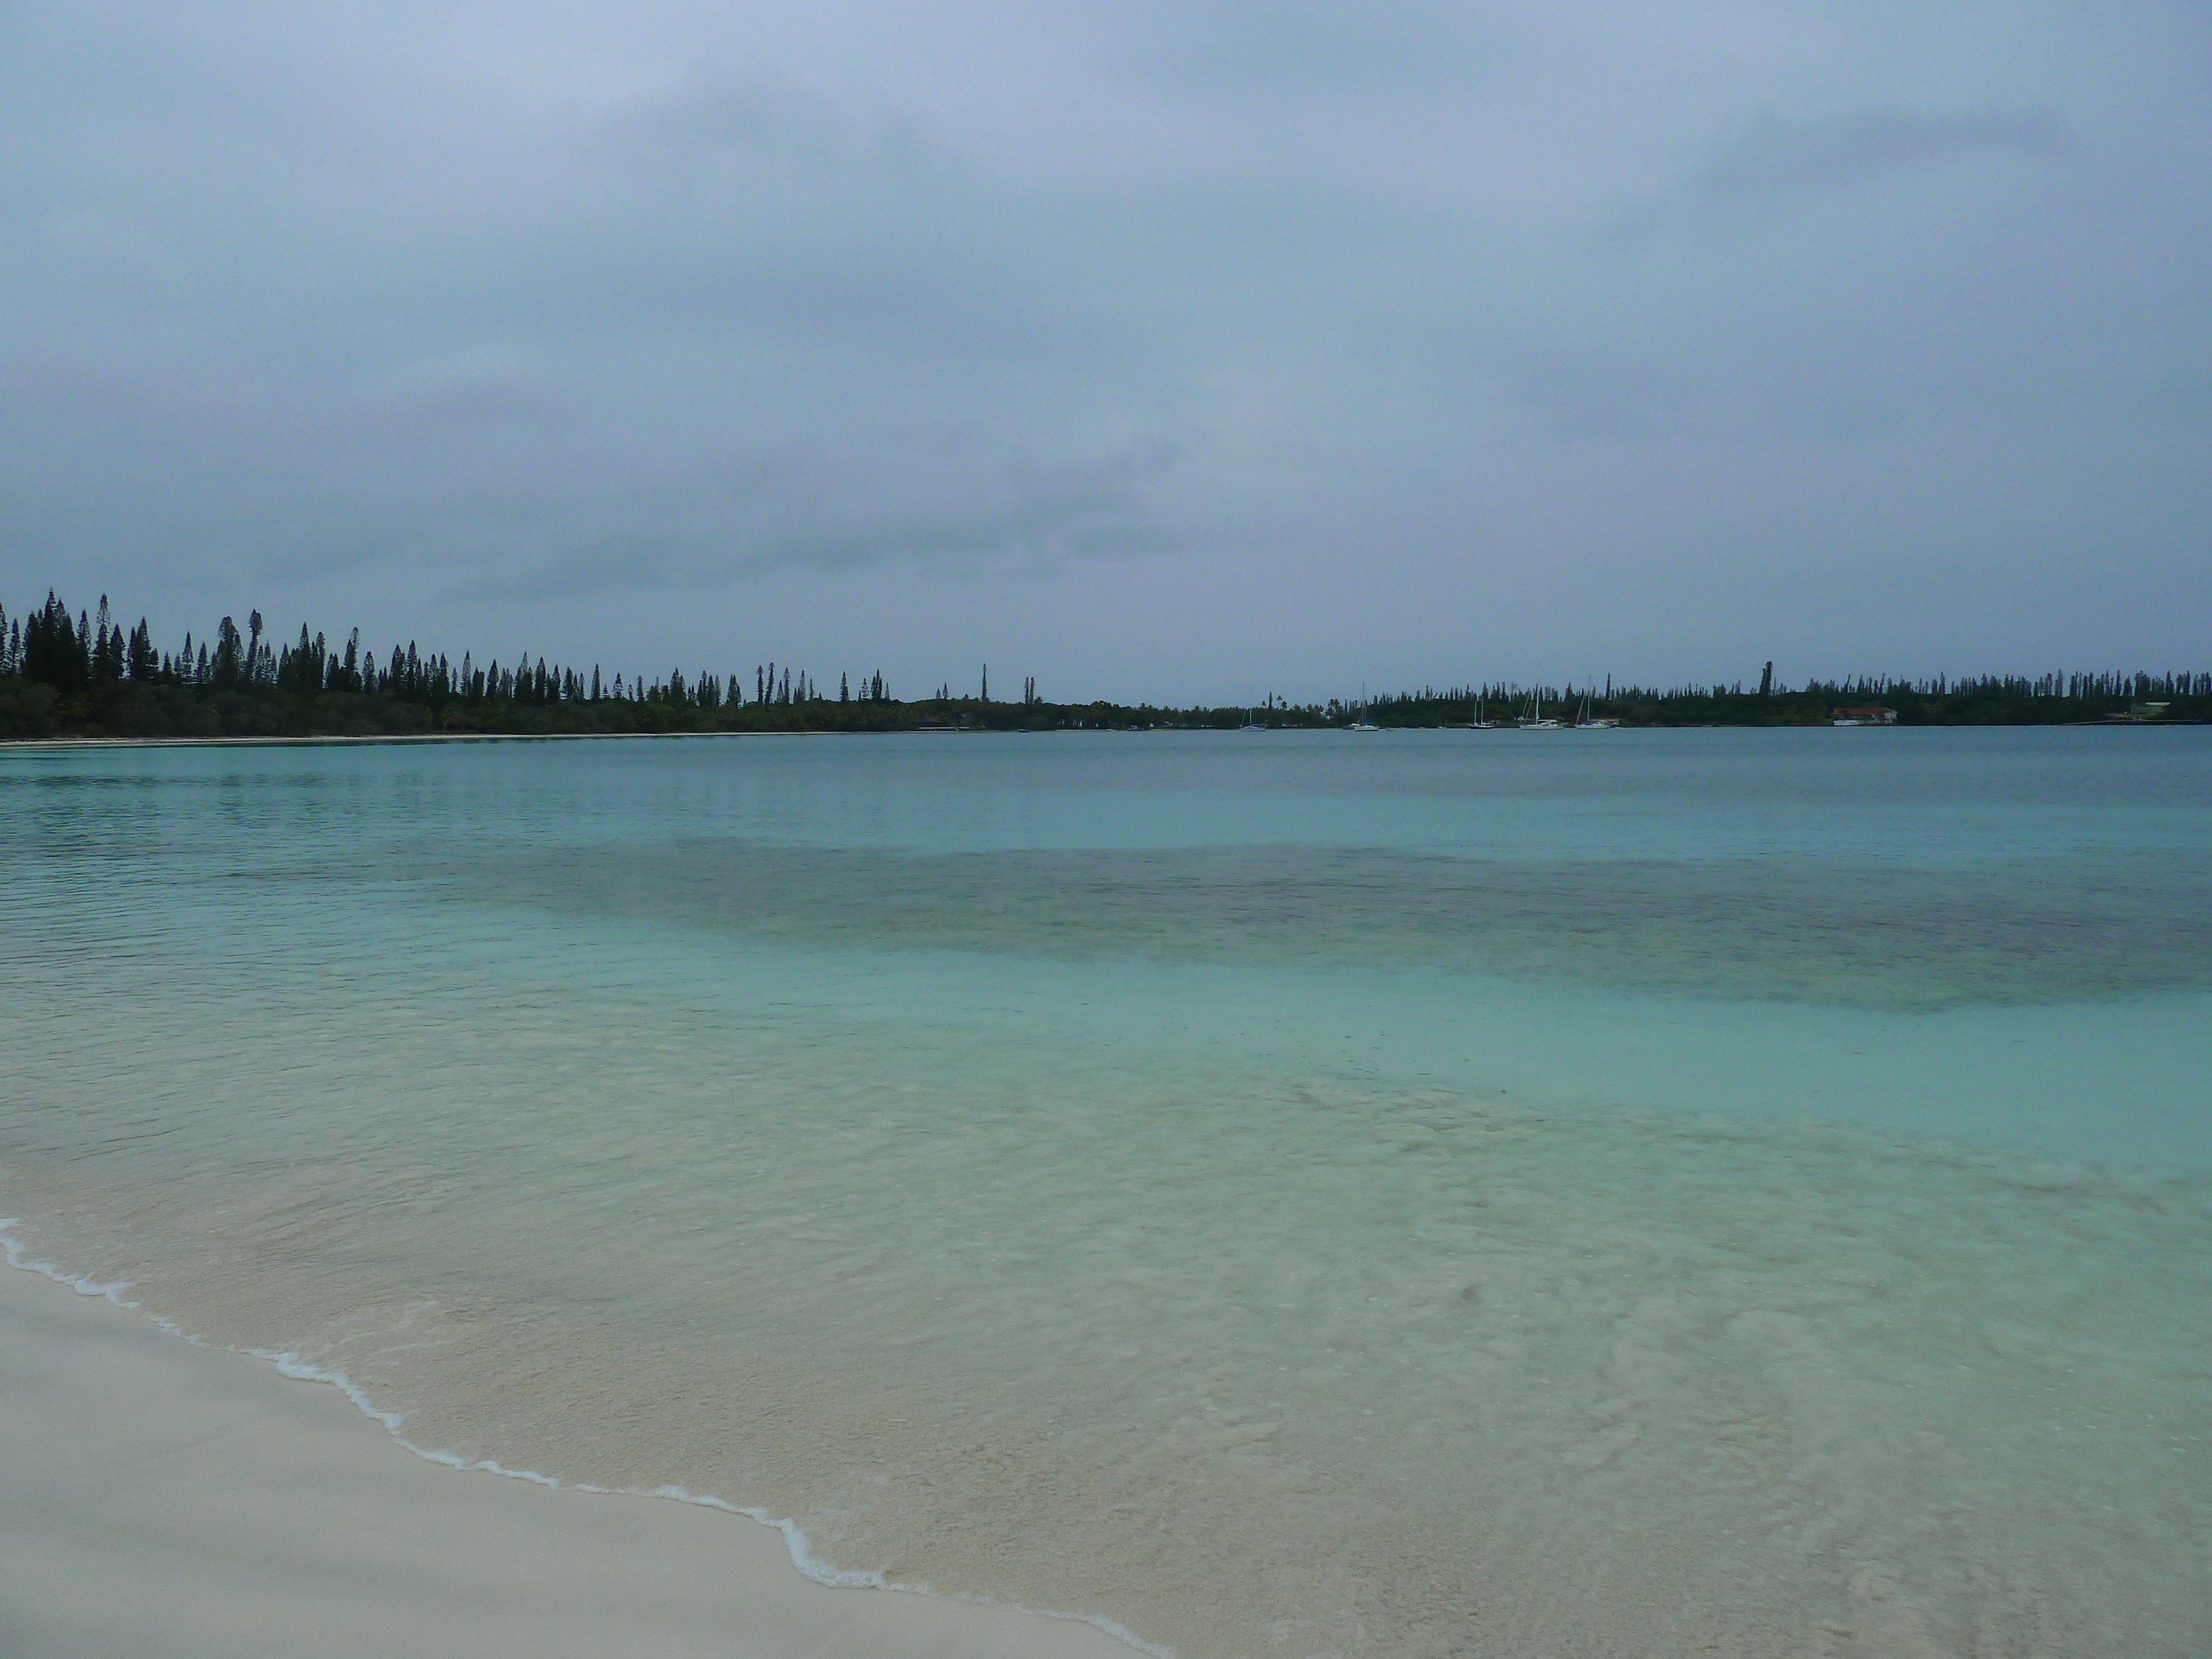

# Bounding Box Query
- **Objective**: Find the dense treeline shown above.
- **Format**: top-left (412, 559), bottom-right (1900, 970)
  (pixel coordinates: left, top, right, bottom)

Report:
top-left (0, 591), bottom-right (921, 739)
top-left (1, 589), bottom-right (2205, 740)
top-left (1350, 669), bottom-right (2212, 728)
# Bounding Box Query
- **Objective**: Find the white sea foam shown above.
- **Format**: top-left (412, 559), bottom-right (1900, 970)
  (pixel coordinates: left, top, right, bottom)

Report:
top-left (0, 1218), bottom-right (137, 1305)
top-left (247, 1361), bottom-right (1175, 1653)
top-left (2, 1220), bottom-right (1172, 1655)
top-left (590, 1485), bottom-right (1173, 1655)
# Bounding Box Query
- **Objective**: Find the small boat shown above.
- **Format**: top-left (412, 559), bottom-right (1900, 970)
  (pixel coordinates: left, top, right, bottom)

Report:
top-left (1519, 688), bottom-right (1560, 729)
top-left (1572, 692), bottom-right (1618, 729)
top-left (1345, 716), bottom-right (1383, 732)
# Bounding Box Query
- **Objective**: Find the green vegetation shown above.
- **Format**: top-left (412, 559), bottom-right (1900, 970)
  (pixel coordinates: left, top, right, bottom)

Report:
top-left (1, 589), bottom-right (2205, 741)
top-left (1353, 673), bottom-right (2211, 728)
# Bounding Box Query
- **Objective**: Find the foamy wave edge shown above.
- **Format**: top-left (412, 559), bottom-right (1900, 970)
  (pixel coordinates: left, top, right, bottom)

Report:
top-left (0, 1219), bottom-right (1172, 1659)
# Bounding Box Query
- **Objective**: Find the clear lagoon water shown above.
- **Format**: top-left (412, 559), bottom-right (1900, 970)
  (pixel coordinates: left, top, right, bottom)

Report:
top-left (3, 727), bottom-right (2208, 1656)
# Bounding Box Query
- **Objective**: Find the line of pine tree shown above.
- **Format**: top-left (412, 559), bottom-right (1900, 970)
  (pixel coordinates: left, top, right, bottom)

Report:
top-left (6, 587), bottom-right (2208, 735)
top-left (0, 590), bottom-right (880, 714)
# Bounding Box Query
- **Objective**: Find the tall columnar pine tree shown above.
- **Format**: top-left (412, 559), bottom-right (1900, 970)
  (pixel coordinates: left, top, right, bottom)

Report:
top-left (22, 592), bottom-right (85, 690)
top-left (212, 616), bottom-right (243, 687)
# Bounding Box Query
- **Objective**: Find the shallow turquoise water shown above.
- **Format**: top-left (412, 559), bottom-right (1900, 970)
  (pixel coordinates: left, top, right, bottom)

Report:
top-left (3, 729), bottom-right (2208, 1656)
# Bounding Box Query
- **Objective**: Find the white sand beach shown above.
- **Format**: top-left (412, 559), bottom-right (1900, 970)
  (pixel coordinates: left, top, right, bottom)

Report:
top-left (0, 1264), bottom-right (1135, 1659)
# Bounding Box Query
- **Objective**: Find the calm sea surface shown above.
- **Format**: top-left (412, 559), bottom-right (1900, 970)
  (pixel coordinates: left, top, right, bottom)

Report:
top-left (3, 728), bottom-right (2209, 1656)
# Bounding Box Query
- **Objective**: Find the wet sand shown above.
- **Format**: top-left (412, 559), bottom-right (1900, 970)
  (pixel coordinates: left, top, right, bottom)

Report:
top-left (0, 1264), bottom-right (1135, 1659)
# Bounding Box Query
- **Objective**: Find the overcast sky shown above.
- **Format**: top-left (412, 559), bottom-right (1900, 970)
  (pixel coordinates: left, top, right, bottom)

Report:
top-left (3, 1), bottom-right (2206, 700)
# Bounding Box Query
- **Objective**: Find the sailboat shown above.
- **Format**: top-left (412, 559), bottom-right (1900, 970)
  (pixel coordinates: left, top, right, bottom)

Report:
top-left (1519, 687), bottom-right (1560, 729)
top-left (1574, 685), bottom-right (1620, 728)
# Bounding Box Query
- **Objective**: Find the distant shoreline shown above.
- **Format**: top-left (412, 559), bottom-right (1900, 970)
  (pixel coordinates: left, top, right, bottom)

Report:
top-left (3, 719), bottom-right (2206, 752)
top-left (8, 589), bottom-right (2211, 740)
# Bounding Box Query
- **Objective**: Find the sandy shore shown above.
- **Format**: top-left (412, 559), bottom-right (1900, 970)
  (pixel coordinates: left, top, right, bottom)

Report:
top-left (0, 1263), bottom-right (1137, 1659)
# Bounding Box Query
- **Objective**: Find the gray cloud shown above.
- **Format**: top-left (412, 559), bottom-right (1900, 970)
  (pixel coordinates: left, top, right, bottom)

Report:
top-left (41, 208), bottom-right (189, 285)
top-left (1609, 106), bottom-right (2070, 242)
top-left (1702, 106), bottom-right (2065, 207)
top-left (1483, 346), bottom-right (1702, 441)
top-left (447, 440), bottom-right (1183, 599)
top-left (1102, 0), bottom-right (1499, 92)
top-left (599, 63), bottom-right (935, 181)
top-left (0, 2), bottom-right (2205, 696)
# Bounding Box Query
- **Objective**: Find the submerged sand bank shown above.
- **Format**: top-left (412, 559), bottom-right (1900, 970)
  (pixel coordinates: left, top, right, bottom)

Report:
top-left (0, 1264), bottom-right (1135, 1659)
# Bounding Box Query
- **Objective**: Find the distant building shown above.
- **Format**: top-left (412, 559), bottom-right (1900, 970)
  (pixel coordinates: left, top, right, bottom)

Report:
top-left (2112, 701), bottom-right (2171, 722)
top-left (1830, 706), bottom-right (1897, 726)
